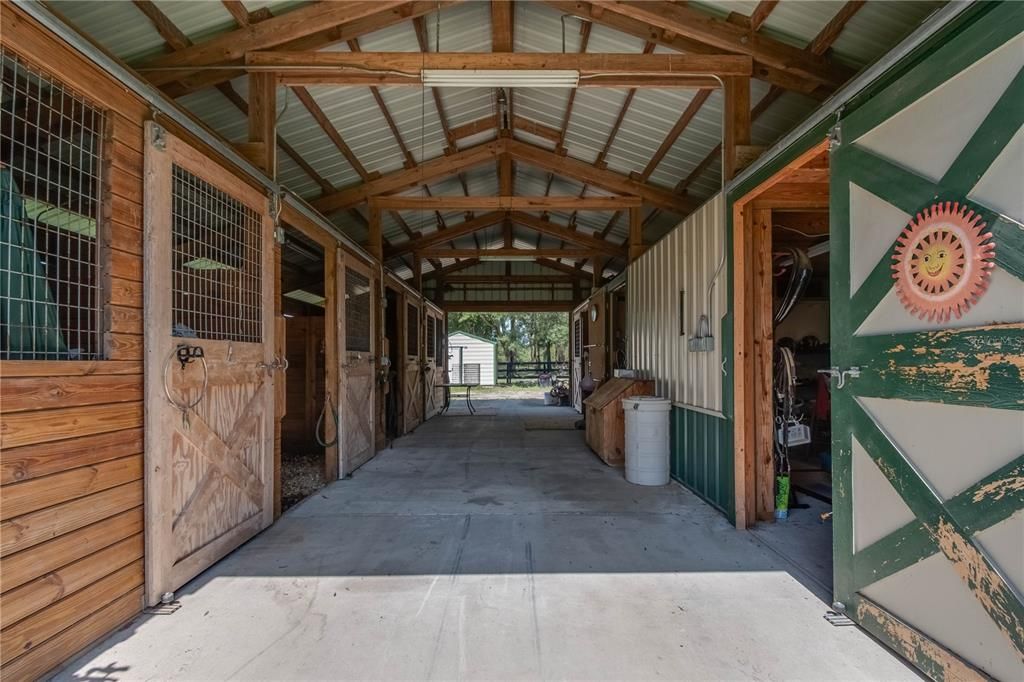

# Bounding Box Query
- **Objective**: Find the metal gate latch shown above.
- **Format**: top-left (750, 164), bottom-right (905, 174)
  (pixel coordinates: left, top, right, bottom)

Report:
top-left (818, 366), bottom-right (861, 389)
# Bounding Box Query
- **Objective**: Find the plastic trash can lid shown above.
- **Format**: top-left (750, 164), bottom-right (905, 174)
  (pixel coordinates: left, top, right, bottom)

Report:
top-left (621, 396), bottom-right (672, 411)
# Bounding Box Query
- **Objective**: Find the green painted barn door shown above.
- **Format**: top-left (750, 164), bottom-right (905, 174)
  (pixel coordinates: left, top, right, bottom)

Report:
top-left (829, 10), bottom-right (1024, 681)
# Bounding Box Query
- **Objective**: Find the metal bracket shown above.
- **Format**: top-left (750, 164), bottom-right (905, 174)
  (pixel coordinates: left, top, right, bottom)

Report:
top-left (827, 107), bottom-right (844, 152)
top-left (150, 122), bottom-right (166, 151)
top-left (824, 610), bottom-right (854, 627)
top-left (818, 366), bottom-right (861, 390)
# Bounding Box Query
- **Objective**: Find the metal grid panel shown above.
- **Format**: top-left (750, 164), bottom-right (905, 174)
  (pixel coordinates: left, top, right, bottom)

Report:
top-left (171, 165), bottom-right (262, 343)
top-left (426, 315), bottom-right (436, 359)
top-left (345, 268), bottom-right (371, 352)
top-left (1, 47), bottom-right (105, 360)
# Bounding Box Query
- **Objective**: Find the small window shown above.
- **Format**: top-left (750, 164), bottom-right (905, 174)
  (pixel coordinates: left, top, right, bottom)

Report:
top-left (345, 269), bottom-right (371, 352)
top-left (406, 303), bottom-right (418, 357)
top-left (1, 48), bottom-right (106, 360)
top-left (171, 165), bottom-right (262, 343)
top-left (426, 316), bottom-right (436, 359)
top-left (573, 318), bottom-right (582, 358)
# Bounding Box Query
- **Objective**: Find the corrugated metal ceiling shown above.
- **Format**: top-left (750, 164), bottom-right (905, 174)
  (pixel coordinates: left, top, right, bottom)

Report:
top-left (49, 0), bottom-right (943, 275)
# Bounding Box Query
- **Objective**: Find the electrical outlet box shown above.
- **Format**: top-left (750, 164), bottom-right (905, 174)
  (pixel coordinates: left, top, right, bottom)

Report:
top-left (776, 423), bottom-right (810, 446)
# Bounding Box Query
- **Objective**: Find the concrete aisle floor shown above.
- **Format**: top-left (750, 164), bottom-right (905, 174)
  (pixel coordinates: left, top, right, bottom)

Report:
top-left (57, 399), bottom-right (913, 681)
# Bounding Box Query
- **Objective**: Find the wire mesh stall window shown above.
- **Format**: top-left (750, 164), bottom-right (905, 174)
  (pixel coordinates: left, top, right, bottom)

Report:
top-left (345, 269), bottom-right (371, 352)
top-left (171, 165), bottom-right (261, 342)
top-left (406, 303), bottom-right (418, 357)
top-left (435, 318), bottom-right (444, 366)
top-left (573, 317), bottom-right (582, 358)
top-left (426, 316), bottom-right (436, 360)
top-left (0, 48), bottom-right (106, 360)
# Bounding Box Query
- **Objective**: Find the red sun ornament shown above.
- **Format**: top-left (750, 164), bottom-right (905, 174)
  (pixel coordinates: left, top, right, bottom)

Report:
top-left (892, 201), bottom-right (995, 323)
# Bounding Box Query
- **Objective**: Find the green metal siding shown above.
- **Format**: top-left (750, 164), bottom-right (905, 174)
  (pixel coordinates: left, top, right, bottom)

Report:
top-left (670, 406), bottom-right (733, 519)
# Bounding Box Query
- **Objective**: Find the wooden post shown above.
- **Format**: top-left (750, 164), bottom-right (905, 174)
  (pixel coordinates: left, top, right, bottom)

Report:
top-left (723, 76), bottom-right (751, 181)
top-left (247, 71), bottom-right (277, 175)
top-left (500, 153), bottom-right (514, 247)
top-left (628, 206), bottom-right (644, 262)
top-left (733, 204), bottom-right (755, 529)
top-left (368, 204), bottom-right (383, 262)
top-left (752, 207), bottom-right (774, 522)
top-left (592, 256), bottom-right (605, 291)
top-left (412, 254), bottom-right (422, 293)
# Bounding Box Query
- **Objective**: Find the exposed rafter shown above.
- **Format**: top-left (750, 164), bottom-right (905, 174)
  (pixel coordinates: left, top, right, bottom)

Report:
top-left (387, 212), bottom-right (506, 259)
top-left (371, 195), bottom-right (642, 211)
top-left (152, 2), bottom-right (451, 96)
top-left (245, 51), bottom-right (750, 87)
top-left (587, 1), bottom-right (851, 89)
top-left (418, 247), bottom-right (597, 259)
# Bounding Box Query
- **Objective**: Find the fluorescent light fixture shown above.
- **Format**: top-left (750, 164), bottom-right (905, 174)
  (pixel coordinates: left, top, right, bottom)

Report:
top-left (422, 70), bottom-right (579, 88)
top-left (478, 255), bottom-right (536, 261)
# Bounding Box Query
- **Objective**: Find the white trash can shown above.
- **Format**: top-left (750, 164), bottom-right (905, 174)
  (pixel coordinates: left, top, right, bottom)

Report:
top-left (622, 396), bottom-right (672, 486)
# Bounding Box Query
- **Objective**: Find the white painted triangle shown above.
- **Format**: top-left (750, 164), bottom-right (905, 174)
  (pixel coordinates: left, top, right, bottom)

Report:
top-left (856, 34), bottom-right (1024, 183)
top-left (861, 550), bottom-right (1023, 682)
top-left (858, 396), bottom-right (1024, 501)
top-left (974, 510), bottom-right (1024, 598)
top-left (852, 436), bottom-right (916, 552)
top-left (847, 182), bottom-right (910, 297)
top-left (968, 124), bottom-right (1024, 219)
top-left (856, 266), bottom-right (1024, 336)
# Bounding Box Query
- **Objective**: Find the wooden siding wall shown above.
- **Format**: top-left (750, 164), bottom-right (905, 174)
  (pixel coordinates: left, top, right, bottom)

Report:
top-left (0, 7), bottom-right (149, 679)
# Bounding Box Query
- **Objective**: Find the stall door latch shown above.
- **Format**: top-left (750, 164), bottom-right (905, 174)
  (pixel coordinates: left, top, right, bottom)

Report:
top-left (818, 366), bottom-right (861, 389)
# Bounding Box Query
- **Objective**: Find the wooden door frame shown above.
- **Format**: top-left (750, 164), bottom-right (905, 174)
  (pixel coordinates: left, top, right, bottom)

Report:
top-left (279, 219), bottom-right (339, 493)
top-left (731, 139), bottom-right (829, 530)
top-left (143, 122), bottom-right (275, 605)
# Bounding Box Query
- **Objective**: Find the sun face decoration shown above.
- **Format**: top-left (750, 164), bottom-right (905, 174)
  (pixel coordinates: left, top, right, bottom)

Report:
top-left (892, 201), bottom-right (995, 323)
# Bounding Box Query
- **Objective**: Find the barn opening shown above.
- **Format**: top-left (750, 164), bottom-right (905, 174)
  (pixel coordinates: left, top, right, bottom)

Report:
top-left (1, 2), bottom-right (1021, 681)
top-left (279, 227), bottom-right (329, 510)
top-left (733, 142), bottom-right (835, 590)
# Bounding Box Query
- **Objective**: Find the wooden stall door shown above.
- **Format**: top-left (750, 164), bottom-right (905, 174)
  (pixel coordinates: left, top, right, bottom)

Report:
top-left (830, 22), bottom-right (1024, 680)
top-left (143, 123), bottom-right (276, 605)
top-left (339, 258), bottom-right (376, 476)
top-left (403, 300), bottom-right (424, 432)
top-left (423, 310), bottom-right (444, 420)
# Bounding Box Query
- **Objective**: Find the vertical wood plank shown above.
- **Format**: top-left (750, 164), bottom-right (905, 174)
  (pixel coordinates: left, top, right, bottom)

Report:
top-left (368, 204), bottom-right (383, 262)
top-left (142, 121), bottom-right (173, 606)
top-left (247, 71), bottom-right (276, 175)
top-left (628, 206), bottom-right (644, 262)
top-left (323, 247), bottom-right (339, 482)
top-left (752, 207), bottom-right (775, 522)
top-left (732, 204), bottom-right (756, 529)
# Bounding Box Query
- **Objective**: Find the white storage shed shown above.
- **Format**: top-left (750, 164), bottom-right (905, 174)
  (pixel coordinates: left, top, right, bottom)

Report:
top-left (447, 331), bottom-right (497, 386)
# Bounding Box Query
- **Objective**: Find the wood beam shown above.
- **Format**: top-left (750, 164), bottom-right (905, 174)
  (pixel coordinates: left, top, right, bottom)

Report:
top-left (451, 115), bottom-right (500, 142)
top-left (372, 195), bottom-right (641, 211)
top-left (247, 52), bottom-right (751, 85)
top-left (511, 116), bottom-right (562, 144)
top-left (510, 212), bottom-right (625, 257)
top-left (500, 153), bottom-right (514, 247)
top-left (443, 274), bottom-right (583, 284)
top-left (508, 139), bottom-right (697, 214)
top-left (422, 258), bottom-right (482, 279)
top-left (387, 212), bottom-right (506, 259)
top-left (491, 1), bottom-right (514, 52)
top-left (640, 89), bottom-right (712, 181)
top-left (218, 83), bottom-right (334, 195)
top-left (749, 0), bottom-right (779, 31)
top-left (418, 248), bottom-right (596, 259)
top-left (750, 182), bottom-right (829, 210)
top-left (444, 301), bottom-right (574, 312)
top-left (141, 1), bottom-right (409, 86)
top-left (292, 87), bottom-right (369, 180)
top-left (313, 140), bottom-right (504, 214)
top-left (368, 204), bottom-right (383, 262)
top-left (588, 1), bottom-right (850, 90)
top-left (543, 1), bottom-right (830, 97)
top-left (158, 3), bottom-right (450, 97)
top-left (244, 71), bottom-right (276, 175)
top-left (628, 206), bottom-right (644, 262)
top-left (723, 76), bottom-right (751, 181)
top-left (591, 256), bottom-right (605, 290)
top-left (535, 258), bottom-right (590, 277)
top-left (131, 0), bottom-right (190, 50)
